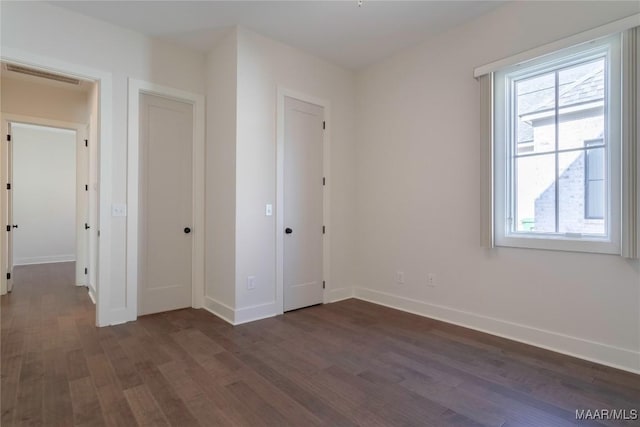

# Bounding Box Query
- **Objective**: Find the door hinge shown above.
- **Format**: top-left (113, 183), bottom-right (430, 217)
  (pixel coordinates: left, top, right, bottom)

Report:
top-left (322, 225), bottom-right (325, 234)
top-left (322, 281), bottom-right (325, 289)
top-left (84, 268), bottom-right (88, 275)
top-left (84, 139), bottom-right (88, 147)
top-left (322, 121), bottom-right (326, 130)
top-left (6, 183), bottom-right (10, 190)
top-left (6, 273), bottom-right (10, 280)
top-left (85, 184), bottom-right (89, 191)
top-left (322, 177), bottom-right (325, 186)
top-left (6, 225), bottom-right (10, 232)
top-left (6, 134), bottom-right (11, 142)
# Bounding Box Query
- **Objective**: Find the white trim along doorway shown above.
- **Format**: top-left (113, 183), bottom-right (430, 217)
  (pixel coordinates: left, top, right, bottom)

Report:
top-left (0, 47), bottom-right (114, 326)
top-left (127, 78), bottom-right (205, 320)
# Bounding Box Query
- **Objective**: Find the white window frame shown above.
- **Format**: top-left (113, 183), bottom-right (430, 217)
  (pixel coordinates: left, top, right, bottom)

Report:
top-left (494, 35), bottom-right (621, 254)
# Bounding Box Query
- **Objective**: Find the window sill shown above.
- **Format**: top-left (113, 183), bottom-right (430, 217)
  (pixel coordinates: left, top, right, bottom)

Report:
top-left (495, 234), bottom-right (620, 255)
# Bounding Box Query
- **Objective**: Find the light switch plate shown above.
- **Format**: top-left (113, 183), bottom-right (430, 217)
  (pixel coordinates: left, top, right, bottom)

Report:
top-left (112, 204), bottom-right (127, 217)
top-left (265, 204), bottom-right (273, 216)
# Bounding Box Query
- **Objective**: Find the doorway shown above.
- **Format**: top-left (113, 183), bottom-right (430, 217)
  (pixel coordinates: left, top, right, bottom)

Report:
top-left (2, 117), bottom-right (91, 294)
top-left (8, 122), bottom-right (89, 290)
top-left (0, 55), bottom-right (110, 326)
top-left (280, 94), bottom-right (326, 312)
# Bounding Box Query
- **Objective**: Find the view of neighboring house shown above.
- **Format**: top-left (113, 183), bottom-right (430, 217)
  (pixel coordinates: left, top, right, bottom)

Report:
top-left (514, 58), bottom-right (606, 235)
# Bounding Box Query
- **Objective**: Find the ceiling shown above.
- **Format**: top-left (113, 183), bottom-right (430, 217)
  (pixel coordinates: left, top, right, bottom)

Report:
top-left (50, 1), bottom-right (504, 70)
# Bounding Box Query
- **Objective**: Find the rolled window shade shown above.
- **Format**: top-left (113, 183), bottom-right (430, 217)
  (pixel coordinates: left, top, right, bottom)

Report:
top-left (621, 27), bottom-right (639, 259)
top-left (479, 73), bottom-right (494, 248)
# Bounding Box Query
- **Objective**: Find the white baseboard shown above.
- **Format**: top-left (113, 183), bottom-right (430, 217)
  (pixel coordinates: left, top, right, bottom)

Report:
top-left (235, 301), bottom-right (278, 325)
top-left (14, 255), bottom-right (75, 266)
top-left (203, 296), bottom-right (235, 325)
top-left (326, 287), bottom-right (354, 303)
top-left (202, 296), bottom-right (279, 326)
top-left (353, 287), bottom-right (640, 374)
top-left (106, 307), bottom-right (135, 326)
top-left (87, 287), bottom-right (96, 305)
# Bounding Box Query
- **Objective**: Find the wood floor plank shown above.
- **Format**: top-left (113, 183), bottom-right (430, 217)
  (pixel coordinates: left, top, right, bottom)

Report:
top-left (2, 263), bottom-right (639, 427)
top-left (157, 360), bottom-right (235, 426)
top-left (0, 354), bottom-right (22, 427)
top-left (94, 382), bottom-right (139, 427)
top-left (68, 377), bottom-right (106, 427)
top-left (42, 347), bottom-right (74, 427)
top-left (123, 384), bottom-right (170, 427)
top-left (133, 359), bottom-right (200, 426)
top-left (13, 350), bottom-right (45, 426)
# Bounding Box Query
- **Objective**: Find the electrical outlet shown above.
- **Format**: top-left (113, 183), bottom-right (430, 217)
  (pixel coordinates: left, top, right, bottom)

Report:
top-left (427, 273), bottom-right (436, 287)
top-left (396, 271), bottom-right (404, 284)
top-left (247, 276), bottom-right (256, 290)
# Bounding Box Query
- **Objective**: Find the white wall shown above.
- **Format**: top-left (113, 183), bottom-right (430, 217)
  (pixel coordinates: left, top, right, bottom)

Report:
top-left (0, 1), bottom-right (205, 324)
top-left (233, 28), bottom-right (356, 321)
top-left (12, 124), bottom-right (76, 265)
top-left (203, 27), bottom-right (357, 323)
top-left (1, 77), bottom-right (90, 124)
top-left (205, 30), bottom-right (238, 319)
top-left (355, 1), bottom-right (640, 372)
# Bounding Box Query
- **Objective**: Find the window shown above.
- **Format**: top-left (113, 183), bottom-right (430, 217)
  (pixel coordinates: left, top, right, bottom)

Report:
top-left (493, 35), bottom-right (622, 253)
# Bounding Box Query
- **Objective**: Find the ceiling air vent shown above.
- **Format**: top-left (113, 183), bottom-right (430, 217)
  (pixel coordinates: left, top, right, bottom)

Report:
top-left (5, 64), bottom-right (80, 85)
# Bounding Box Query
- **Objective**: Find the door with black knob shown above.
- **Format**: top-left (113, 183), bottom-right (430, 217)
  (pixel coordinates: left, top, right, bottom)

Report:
top-left (283, 96), bottom-right (324, 312)
top-left (139, 93), bottom-right (193, 316)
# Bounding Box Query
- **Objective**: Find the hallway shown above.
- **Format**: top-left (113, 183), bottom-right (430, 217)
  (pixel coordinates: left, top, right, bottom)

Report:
top-left (1, 263), bottom-right (95, 425)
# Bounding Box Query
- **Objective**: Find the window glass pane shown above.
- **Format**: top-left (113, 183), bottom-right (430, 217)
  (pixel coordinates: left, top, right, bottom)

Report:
top-left (515, 153), bottom-right (556, 233)
top-left (558, 59), bottom-right (605, 150)
top-left (515, 73), bottom-right (555, 155)
top-left (586, 180), bottom-right (605, 219)
top-left (557, 151), bottom-right (605, 234)
top-left (586, 145), bottom-right (604, 180)
top-left (585, 146), bottom-right (605, 220)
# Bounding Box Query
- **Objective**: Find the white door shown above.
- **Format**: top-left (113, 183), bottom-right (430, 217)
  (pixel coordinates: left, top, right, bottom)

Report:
top-left (6, 123), bottom-right (13, 292)
top-left (88, 121), bottom-right (99, 294)
top-left (139, 93), bottom-right (193, 316)
top-left (76, 127), bottom-right (90, 286)
top-left (283, 96), bottom-right (324, 312)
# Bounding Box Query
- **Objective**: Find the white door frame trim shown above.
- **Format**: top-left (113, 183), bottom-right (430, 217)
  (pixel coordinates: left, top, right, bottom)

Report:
top-left (127, 78), bottom-right (205, 320)
top-left (0, 48), bottom-right (113, 327)
top-left (276, 87), bottom-right (331, 314)
top-left (0, 115), bottom-right (89, 285)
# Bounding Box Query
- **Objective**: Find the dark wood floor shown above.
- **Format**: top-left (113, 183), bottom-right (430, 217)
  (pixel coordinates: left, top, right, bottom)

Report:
top-left (1, 263), bottom-right (639, 426)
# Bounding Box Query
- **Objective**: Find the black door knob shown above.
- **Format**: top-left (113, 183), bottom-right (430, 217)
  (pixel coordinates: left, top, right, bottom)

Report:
top-left (12, 225), bottom-right (18, 229)
top-left (184, 227), bottom-right (191, 234)
top-left (285, 228), bottom-right (293, 234)
top-left (84, 223), bottom-right (90, 230)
